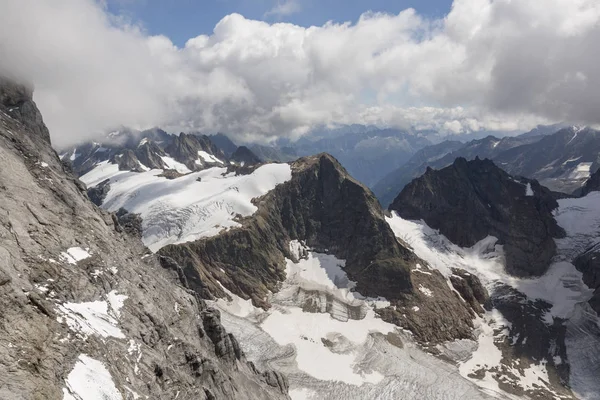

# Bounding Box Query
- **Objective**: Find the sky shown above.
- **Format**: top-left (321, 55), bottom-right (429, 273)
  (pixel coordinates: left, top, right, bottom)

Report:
top-left (105, 0), bottom-right (453, 47)
top-left (1, 0), bottom-right (600, 148)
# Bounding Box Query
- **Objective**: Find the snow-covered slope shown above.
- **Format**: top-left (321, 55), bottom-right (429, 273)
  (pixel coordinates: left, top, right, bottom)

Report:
top-left (212, 241), bottom-right (497, 400)
top-left (81, 162), bottom-right (291, 251)
top-left (385, 189), bottom-right (600, 399)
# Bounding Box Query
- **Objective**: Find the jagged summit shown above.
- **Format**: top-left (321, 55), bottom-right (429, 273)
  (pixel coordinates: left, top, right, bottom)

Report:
top-left (61, 129), bottom-right (227, 176)
top-left (391, 157), bottom-right (565, 277)
top-left (230, 145), bottom-right (262, 166)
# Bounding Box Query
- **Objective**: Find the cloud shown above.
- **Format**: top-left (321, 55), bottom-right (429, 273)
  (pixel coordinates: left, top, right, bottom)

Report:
top-left (0, 0), bottom-right (599, 148)
top-left (264, 0), bottom-right (301, 18)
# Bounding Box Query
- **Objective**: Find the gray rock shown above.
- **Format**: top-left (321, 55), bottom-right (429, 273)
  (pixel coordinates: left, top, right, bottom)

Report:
top-left (390, 157), bottom-right (565, 277)
top-left (87, 178), bottom-right (111, 206)
top-left (0, 77), bottom-right (289, 400)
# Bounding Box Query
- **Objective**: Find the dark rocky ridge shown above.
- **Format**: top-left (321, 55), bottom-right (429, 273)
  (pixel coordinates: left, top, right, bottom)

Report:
top-left (209, 133), bottom-right (238, 158)
top-left (166, 132), bottom-right (226, 170)
top-left (390, 157), bottom-right (565, 277)
top-left (230, 145), bottom-right (262, 165)
top-left (573, 244), bottom-right (600, 314)
top-left (62, 129), bottom-right (227, 177)
top-left (135, 140), bottom-right (168, 169)
top-left (580, 168), bottom-right (600, 197)
top-left (0, 78), bottom-right (288, 399)
top-left (159, 154), bottom-right (484, 343)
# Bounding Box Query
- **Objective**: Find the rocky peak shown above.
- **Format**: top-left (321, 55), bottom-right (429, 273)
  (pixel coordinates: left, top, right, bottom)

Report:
top-left (0, 77), bottom-right (51, 144)
top-left (230, 145), bottom-right (262, 166)
top-left (209, 133), bottom-right (238, 158)
top-left (159, 153), bottom-right (481, 344)
top-left (390, 157), bottom-right (565, 277)
top-left (166, 132), bottom-right (225, 169)
top-left (134, 139), bottom-right (167, 170)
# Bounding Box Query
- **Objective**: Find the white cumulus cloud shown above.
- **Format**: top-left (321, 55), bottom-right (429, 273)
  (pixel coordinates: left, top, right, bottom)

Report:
top-left (1, 0), bottom-right (599, 148)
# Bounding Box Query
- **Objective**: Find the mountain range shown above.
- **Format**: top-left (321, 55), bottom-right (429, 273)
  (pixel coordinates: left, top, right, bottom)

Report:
top-left (373, 125), bottom-right (597, 206)
top-left (4, 76), bottom-right (600, 400)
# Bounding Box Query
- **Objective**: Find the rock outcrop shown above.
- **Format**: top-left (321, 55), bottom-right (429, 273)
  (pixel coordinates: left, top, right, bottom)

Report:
top-left (0, 78), bottom-right (288, 399)
top-left (390, 157), bottom-right (565, 277)
top-left (573, 244), bottom-right (600, 314)
top-left (135, 140), bottom-right (168, 170)
top-left (166, 132), bottom-right (226, 170)
top-left (580, 168), bottom-right (600, 197)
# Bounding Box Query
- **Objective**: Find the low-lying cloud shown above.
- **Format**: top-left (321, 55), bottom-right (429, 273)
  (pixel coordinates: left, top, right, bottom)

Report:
top-left (1, 0), bottom-right (599, 148)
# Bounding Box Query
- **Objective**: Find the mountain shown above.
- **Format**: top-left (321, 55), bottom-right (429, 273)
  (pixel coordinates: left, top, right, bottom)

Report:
top-left (494, 126), bottom-right (600, 193)
top-left (0, 78), bottom-right (288, 399)
top-left (373, 134), bottom-right (541, 207)
top-left (372, 140), bottom-right (464, 207)
top-left (518, 123), bottom-right (569, 139)
top-left (230, 145), bottom-right (262, 166)
top-left (374, 126), bottom-right (599, 205)
top-left (6, 77), bottom-right (600, 399)
top-left (386, 157), bottom-right (600, 398)
top-left (292, 128), bottom-right (432, 187)
top-left (81, 138), bottom-right (600, 398)
top-left (209, 133), bottom-right (238, 158)
top-left (60, 129), bottom-right (228, 177)
top-left (390, 157), bottom-right (565, 277)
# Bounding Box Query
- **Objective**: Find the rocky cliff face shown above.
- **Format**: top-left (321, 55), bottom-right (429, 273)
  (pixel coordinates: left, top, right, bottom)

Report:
top-left (230, 145), bottom-right (262, 165)
top-left (573, 244), bottom-right (600, 314)
top-left (390, 157), bottom-right (565, 277)
top-left (61, 129), bottom-right (227, 177)
top-left (159, 154), bottom-right (483, 344)
top-left (580, 168), bottom-right (600, 197)
top-left (0, 79), bottom-right (288, 400)
top-left (166, 132), bottom-right (226, 169)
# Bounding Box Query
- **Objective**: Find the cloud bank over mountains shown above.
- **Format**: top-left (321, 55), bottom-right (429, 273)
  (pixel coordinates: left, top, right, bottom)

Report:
top-left (1, 0), bottom-right (599, 147)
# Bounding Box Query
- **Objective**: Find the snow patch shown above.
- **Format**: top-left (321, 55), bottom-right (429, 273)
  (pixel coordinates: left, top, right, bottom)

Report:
top-left (63, 354), bottom-right (122, 400)
top-left (198, 150), bottom-right (224, 164)
top-left (525, 183), bottom-right (534, 196)
top-left (160, 156), bottom-right (191, 174)
top-left (418, 285), bottom-right (433, 297)
top-left (60, 247), bottom-right (91, 264)
top-left (57, 292), bottom-right (127, 338)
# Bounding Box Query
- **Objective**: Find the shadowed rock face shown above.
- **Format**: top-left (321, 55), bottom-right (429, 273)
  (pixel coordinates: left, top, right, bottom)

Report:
top-left (160, 154), bottom-right (481, 343)
top-left (231, 145), bottom-right (262, 165)
top-left (0, 77), bottom-right (288, 400)
top-left (390, 157), bottom-right (565, 277)
top-left (581, 168), bottom-right (600, 197)
top-left (135, 140), bottom-right (167, 170)
top-left (166, 132), bottom-right (226, 169)
top-left (574, 244), bottom-right (600, 314)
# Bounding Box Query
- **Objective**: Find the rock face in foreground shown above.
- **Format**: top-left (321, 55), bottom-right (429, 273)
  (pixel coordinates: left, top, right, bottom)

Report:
top-left (160, 154), bottom-right (482, 343)
top-left (390, 157), bottom-right (565, 277)
top-left (0, 79), bottom-right (288, 399)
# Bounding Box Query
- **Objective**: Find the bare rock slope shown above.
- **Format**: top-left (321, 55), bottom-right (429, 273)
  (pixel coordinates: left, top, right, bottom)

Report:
top-left (0, 79), bottom-right (288, 399)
